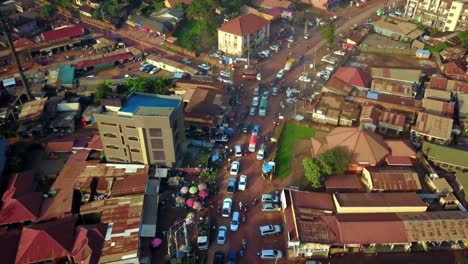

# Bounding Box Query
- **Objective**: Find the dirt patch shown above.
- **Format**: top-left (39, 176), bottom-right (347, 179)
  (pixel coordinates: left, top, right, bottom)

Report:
top-left (281, 138), bottom-right (312, 189)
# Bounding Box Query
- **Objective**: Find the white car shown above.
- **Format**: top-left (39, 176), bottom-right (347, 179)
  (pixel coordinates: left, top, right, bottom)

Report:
top-left (298, 75), bottom-right (311, 83)
top-left (230, 161), bottom-right (240, 176)
top-left (258, 50), bottom-right (271, 57)
top-left (198, 63), bottom-right (210, 71)
top-left (124, 74), bottom-right (131, 78)
top-left (262, 203), bottom-right (280, 212)
top-left (259, 225), bottom-right (282, 236)
top-left (334, 50), bottom-right (346, 56)
top-left (304, 33), bottom-right (312, 39)
top-left (286, 36), bottom-right (294, 43)
top-left (276, 69), bottom-right (285, 79)
top-left (252, 96), bottom-right (259, 106)
top-left (238, 175), bottom-right (247, 191)
top-left (250, 107), bottom-right (256, 116)
top-left (230, 211), bottom-right (240, 231)
top-left (270, 45), bottom-right (280, 52)
top-left (222, 198), bottom-right (232, 217)
top-left (395, 10), bottom-right (403, 16)
top-left (217, 226), bottom-right (227, 244)
top-left (257, 249), bottom-right (283, 260)
top-left (149, 67), bottom-right (160, 74)
top-left (256, 73), bottom-right (262, 81)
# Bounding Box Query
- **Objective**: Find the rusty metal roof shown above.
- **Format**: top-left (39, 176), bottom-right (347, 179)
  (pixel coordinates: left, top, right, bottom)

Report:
top-left (366, 167), bottom-right (422, 191)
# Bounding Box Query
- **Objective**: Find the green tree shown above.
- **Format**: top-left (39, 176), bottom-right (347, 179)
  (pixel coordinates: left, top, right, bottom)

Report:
top-left (124, 76), bottom-right (152, 93)
top-left (427, 43), bottom-right (447, 53)
top-left (153, 77), bottom-right (170, 94)
top-left (320, 22), bottom-right (336, 45)
top-left (94, 80), bottom-right (112, 102)
top-left (303, 157), bottom-right (322, 188)
top-left (174, 2), bottom-right (185, 11)
top-left (40, 5), bottom-right (57, 19)
top-left (459, 30), bottom-right (468, 47)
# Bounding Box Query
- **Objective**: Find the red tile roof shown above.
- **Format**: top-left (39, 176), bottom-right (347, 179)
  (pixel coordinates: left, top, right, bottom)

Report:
top-left (46, 140), bottom-right (74, 153)
top-left (87, 135), bottom-right (103, 150)
top-left (290, 189), bottom-right (336, 212)
top-left (334, 192), bottom-right (426, 207)
top-left (74, 52), bottom-right (133, 69)
top-left (218, 14), bottom-right (270, 36)
top-left (384, 140), bottom-right (416, 158)
top-left (324, 174), bottom-right (364, 191)
top-left (444, 61), bottom-right (465, 75)
top-left (111, 175), bottom-right (148, 196)
top-left (41, 25), bottom-right (85, 42)
top-left (72, 224), bottom-right (107, 264)
top-left (366, 167), bottom-right (422, 191)
top-left (428, 76), bottom-right (448, 90)
top-left (66, 149), bottom-right (90, 164)
top-left (0, 230), bottom-right (21, 264)
top-left (0, 171), bottom-right (43, 225)
top-left (13, 38), bottom-right (35, 48)
top-left (333, 67), bottom-right (372, 88)
top-left (16, 217), bottom-right (76, 263)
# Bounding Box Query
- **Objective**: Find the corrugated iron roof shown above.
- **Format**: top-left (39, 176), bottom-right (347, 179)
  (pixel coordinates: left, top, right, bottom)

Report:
top-left (218, 14), bottom-right (270, 36)
top-left (324, 174), bottom-right (364, 190)
top-left (366, 167), bottom-right (422, 191)
top-left (413, 112), bottom-right (453, 140)
top-left (74, 52), bottom-right (133, 69)
top-left (46, 140), bottom-right (74, 153)
top-left (335, 192), bottom-right (426, 208)
top-left (18, 98), bottom-right (47, 123)
top-left (41, 25), bottom-right (85, 42)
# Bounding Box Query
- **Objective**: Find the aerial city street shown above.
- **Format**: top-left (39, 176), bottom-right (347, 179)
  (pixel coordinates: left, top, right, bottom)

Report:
top-left (0, 0), bottom-right (467, 263)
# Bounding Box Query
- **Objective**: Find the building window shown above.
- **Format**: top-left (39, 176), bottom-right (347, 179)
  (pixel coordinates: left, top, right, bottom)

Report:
top-left (153, 150), bottom-right (165, 161)
top-left (106, 145), bottom-right (119, 150)
top-left (108, 157), bottom-right (125, 162)
top-left (449, 13), bottom-right (454, 17)
top-left (100, 122), bottom-right (117, 127)
top-left (128, 136), bottom-right (139, 141)
top-left (149, 128), bottom-right (162, 137)
top-left (103, 133), bottom-right (117, 138)
top-left (447, 20), bottom-right (452, 23)
top-left (130, 149), bottom-right (140, 153)
top-left (126, 125), bottom-right (136, 129)
top-left (151, 138), bottom-right (164, 149)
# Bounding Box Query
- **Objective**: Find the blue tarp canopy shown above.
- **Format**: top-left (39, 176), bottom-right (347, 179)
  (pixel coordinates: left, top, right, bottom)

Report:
top-left (262, 163), bottom-right (273, 173)
top-left (211, 154), bottom-right (220, 162)
top-left (224, 128), bottom-right (234, 135)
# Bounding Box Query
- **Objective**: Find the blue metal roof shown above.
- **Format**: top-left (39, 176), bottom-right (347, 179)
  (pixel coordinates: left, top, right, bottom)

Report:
top-left (367, 91), bottom-right (379, 100)
top-left (120, 93), bottom-right (180, 113)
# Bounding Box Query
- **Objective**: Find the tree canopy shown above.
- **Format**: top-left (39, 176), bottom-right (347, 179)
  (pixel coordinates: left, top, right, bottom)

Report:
top-left (320, 22), bottom-right (336, 45)
top-left (303, 148), bottom-right (349, 188)
top-left (123, 76), bottom-right (171, 94)
top-left (94, 80), bottom-right (112, 102)
top-left (459, 30), bottom-right (468, 47)
top-left (40, 5), bottom-right (57, 19)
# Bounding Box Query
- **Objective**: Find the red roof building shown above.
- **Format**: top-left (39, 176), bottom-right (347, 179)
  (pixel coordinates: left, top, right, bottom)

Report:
top-left (384, 140), bottom-right (416, 166)
top-left (87, 134), bottom-right (103, 150)
top-left (218, 14), bottom-right (270, 36)
top-left (74, 52), bottom-right (133, 69)
top-left (45, 140), bottom-right (74, 153)
top-left (13, 38), bottom-right (35, 48)
top-left (41, 25), bottom-right (85, 42)
top-left (333, 67), bottom-right (372, 88)
top-left (324, 174), bottom-right (364, 192)
top-left (0, 171), bottom-right (43, 226)
top-left (362, 167), bottom-right (422, 192)
top-left (0, 230), bottom-right (21, 264)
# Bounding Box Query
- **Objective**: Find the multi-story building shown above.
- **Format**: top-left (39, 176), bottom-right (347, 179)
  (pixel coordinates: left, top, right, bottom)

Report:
top-left (217, 14), bottom-right (270, 56)
top-left (404, 0), bottom-right (468, 31)
top-left (94, 93), bottom-right (186, 167)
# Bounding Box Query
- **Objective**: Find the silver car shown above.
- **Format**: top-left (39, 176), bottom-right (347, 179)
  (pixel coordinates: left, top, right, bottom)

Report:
top-left (257, 249), bottom-right (283, 260)
top-left (217, 226), bottom-right (227, 244)
top-left (262, 203), bottom-right (280, 212)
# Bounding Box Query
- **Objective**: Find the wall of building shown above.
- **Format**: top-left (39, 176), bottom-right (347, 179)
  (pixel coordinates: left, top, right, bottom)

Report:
top-left (218, 31), bottom-right (244, 56)
top-left (361, 168), bottom-right (373, 192)
top-left (333, 195), bottom-right (427, 213)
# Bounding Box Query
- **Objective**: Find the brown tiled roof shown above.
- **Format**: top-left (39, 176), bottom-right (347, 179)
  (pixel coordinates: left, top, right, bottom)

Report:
top-left (323, 213), bottom-right (408, 244)
top-left (359, 105), bottom-right (380, 125)
top-left (334, 67), bottom-right (372, 88)
top-left (422, 98), bottom-right (455, 118)
top-left (297, 219), bottom-right (336, 244)
top-left (185, 88), bottom-right (225, 115)
top-left (366, 167), bottom-right (422, 191)
top-left (384, 140), bottom-right (416, 166)
top-left (444, 61), bottom-right (465, 75)
top-left (218, 14), bottom-right (269, 36)
top-left (46, 140), bottom-right (74, 153)
top-left (413, 112), bottom-right (453, 140)
top-left (324, 174), bottom-right (364, 191)
top-left (323, 76), bottom-right (354, 96)
top-left (111, 175), bottom-right (148, 196)
top-left (290, 189), bottom-right (335, 212)
top-left (428, 76), bottom-right (448, 90)
top-left (335, 192), bottom-right (426, 207)
top-left (379, 109), bottom-right (406, 128)
top-left (424, 88), bottom-right (452, 101)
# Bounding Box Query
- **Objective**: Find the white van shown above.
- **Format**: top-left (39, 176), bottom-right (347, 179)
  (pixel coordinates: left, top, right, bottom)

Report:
top-left (257, 144), bottom-right (265, 160)
top-left (235, 144), bottom-right (242, 157)
top-left (248, 135), bottom-right (257, 152)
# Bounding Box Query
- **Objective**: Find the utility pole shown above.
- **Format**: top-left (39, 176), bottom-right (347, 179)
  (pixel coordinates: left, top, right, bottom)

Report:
top-left (0, 12), bottom-right (32, 100)
top-left (304, 19), bottom-right (308, 37)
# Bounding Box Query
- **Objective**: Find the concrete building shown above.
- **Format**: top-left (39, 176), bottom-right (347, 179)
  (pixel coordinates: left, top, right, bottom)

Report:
top-left (404, 0), bottom-right (468, 31)
top-left (94, 93), bottom-right (186, 167)
top-left (372, 17), bottom-right (424, 41)
top-left (217, 14), bottom-right (270, 56)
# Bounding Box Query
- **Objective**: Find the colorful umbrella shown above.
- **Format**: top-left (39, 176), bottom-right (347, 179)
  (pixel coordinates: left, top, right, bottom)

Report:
top-left (198, 189), bottom-right (209, 198)
top-left (152, 238), bottom-right (162, 248)
top-left (198, 183), bottom-right (207, 190)
top-left (193, 201), bottom-right (202, 210)
top-left (186, 198), bottom-right (195, 207)
top-left (180, 186), bottom-right (188, 194)
top-left (189, 186), bottom-right (198, 194)
top-left (175, 196), bottom-right (186, 204)
top-left (186, 212), bottom-right (195, 224)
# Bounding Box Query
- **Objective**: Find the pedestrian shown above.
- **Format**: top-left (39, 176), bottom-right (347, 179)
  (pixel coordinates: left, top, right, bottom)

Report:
top-left (244, 206), bottom-right (247, 212)
top-left (228, 158), bottom-right (231, 163)
top-left (239, 201), bottom-right (243, 209)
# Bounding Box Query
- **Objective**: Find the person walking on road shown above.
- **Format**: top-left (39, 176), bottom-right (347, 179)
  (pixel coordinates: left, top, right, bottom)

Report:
top-left (239, 201), bottom-right (243, 210)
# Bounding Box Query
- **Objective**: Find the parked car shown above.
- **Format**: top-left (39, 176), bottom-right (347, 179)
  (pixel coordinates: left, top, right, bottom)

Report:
top-left (325, 65), bottom-right (335, 72)
top-left (261, 194), bottom-right (279, 203)
top-left (388, 12), bottom-right (397, 17)
top-left (227, 178), bottom-right (236, 194)
top-left (263, 90), bottom-right (270, 98)
top-left (272, 87), bottom-right (278, 96)
top-left (262, 203), bottom-right (280, 212)
top-left (198, 63), bottom-right (210, 70)
top-left (364, 19), bottom-right (373, 25)
top-left (334, 50), bottom-right (346, 56)
top-left (258, 49), bottom-right (271, 57)
top-left (222, 198), bottom-right (232, 217)
top-left (286, 36), bottom-right (294, 43)
top-left (214, 251), bottom-right (225, 264)
top-left (238, 175), bottom-right (247, 191)
top-left (298, 75), bottom-right (311, 83)
top-left (304, 33), bottom-right (312, 39)
top-left (257, 144), bottom-right (266, 160)
top-left (252, 125), bottom-right (260, 136)
top-left (230, 211), bottom-right (240, 231)
top-left (252, 96), bottom-right (259, 106)
top-left (257, 249), bottom-right (283, 260)
top-left (150, 67), bottom-right (161, 74)
top-left (253, 87), bottom-right (260, 96)
top-left (249, 107), bottom-right (256, 116)
top-left (270, 44), bottom-right (280, 52)
top-left (230, 161), bottom-right (240, 176)
top-left (259, 225), bottom-right (282, 236)
top-left (270, 77), bottom-right (279, 86)
top-left (182, 58), bottom-right (191, 64)
top-left (242, 123), bottom-right (250, 133)
top-left (395, 10), bottom-right (403, 16)
top-left (296, 55), bottom-right (304, 62)
top-left (256, 73), bottom-right (262, 81)
top-left (217, 226), bottom-right (227, 244)
top-left (124, 74), bottom-right (131, 78)
top-left (276, 69), bottom-right (285, 79)
top-left (144, 65), bottom-right (154, 72)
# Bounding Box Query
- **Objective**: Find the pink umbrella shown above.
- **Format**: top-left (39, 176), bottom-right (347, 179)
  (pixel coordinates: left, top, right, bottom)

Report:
top-left (198, 189), bottom-right (209, 198)
top-left (186, 198), bottom-right (195, 207)
top-left (193, 201), bottom-right (202, 210)
top-left (152, 238), bottom-right (162, 248)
